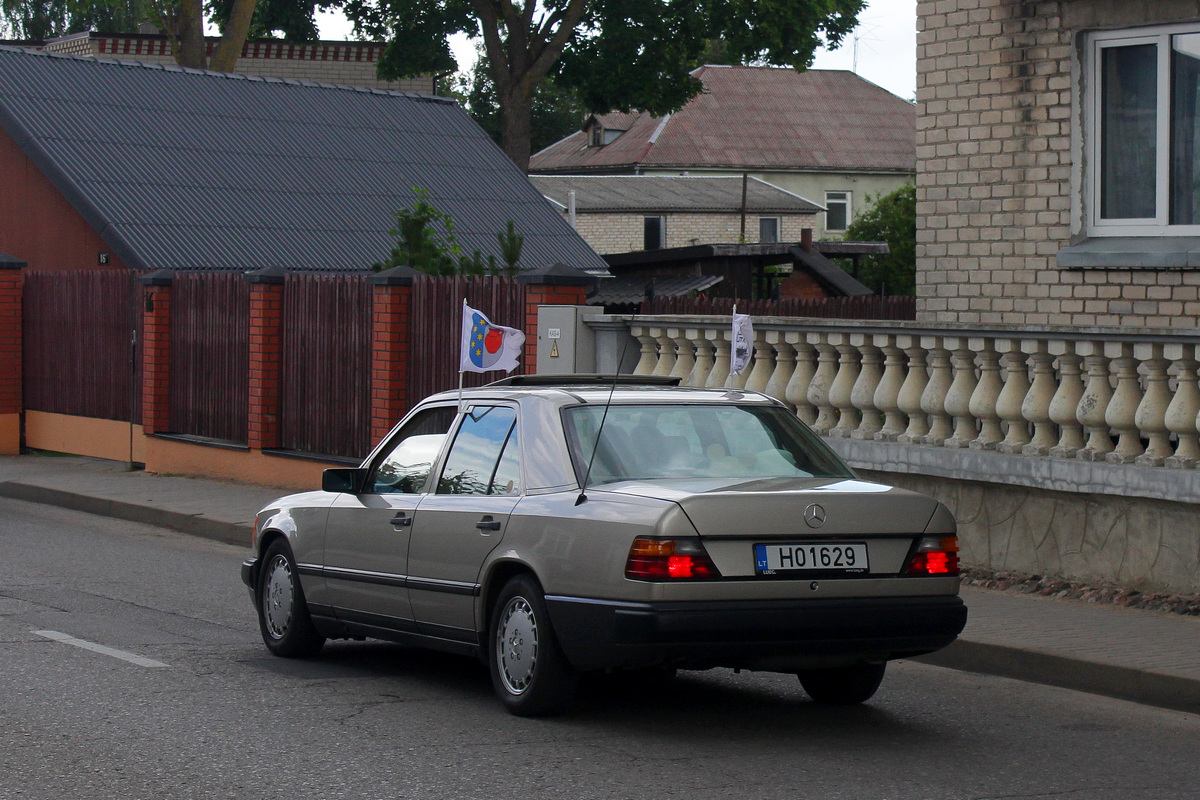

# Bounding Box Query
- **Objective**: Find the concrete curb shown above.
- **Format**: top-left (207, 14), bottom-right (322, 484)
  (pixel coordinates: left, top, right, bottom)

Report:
top-left (0, 482), bottom-right (251, 547)
top-left (915, 640), bottom-right (1200, 715)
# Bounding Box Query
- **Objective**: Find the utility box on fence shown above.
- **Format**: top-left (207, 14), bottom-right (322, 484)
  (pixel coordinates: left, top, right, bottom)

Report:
top-left (536, 305), bottom-right (596, 374)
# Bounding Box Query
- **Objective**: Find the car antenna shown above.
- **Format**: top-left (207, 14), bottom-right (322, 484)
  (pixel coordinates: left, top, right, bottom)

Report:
top-left (575, 334), bottom-right (632, 506)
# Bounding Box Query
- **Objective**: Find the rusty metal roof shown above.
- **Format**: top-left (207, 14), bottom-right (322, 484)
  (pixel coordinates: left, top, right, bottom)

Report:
top-left (531, 65), bottom-right (915, 175)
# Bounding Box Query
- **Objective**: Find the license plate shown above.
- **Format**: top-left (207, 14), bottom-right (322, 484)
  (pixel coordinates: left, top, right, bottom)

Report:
top-left (754, 543), bottom-right (869, 575)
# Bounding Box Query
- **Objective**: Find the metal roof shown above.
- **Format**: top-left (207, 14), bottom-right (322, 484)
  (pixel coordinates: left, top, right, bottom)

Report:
top-left (529, 175), bottom-right (821, 214)
top-left (0, 45), bottom-right (610, 275)
top-left (589, 273), bottom-right (724, 306)
top-left (531, 65), bottom-right (915, 175)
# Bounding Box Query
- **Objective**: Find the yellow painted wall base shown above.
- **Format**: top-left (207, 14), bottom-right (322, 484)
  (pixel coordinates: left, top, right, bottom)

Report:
top-left (0, 413), bottom-right (19, 455)
top-left (25, 410), bottom-right (146, 462)
top-left (143, 436), bottom-right (329, 492)
top-left (23, 411), bottom-right (336, 492)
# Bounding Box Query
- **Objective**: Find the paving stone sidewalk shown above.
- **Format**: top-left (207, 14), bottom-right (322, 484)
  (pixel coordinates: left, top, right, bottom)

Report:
top-left (1, 453), bottom-right (1197, 714)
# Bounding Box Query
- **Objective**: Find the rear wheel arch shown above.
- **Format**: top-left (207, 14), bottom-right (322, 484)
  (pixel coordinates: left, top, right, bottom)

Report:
top-left (478, 560), bottom-right (538, 651)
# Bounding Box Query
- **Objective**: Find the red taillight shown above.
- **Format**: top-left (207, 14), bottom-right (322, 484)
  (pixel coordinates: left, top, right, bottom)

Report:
top-left (905, 536), bottom-right (960, 576)
top-left (625, 538), bottom-right (721, 580)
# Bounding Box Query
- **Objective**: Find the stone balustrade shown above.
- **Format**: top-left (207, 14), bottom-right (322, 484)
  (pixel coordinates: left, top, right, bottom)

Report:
top-left (622, 316), bottom-right (1200, 471)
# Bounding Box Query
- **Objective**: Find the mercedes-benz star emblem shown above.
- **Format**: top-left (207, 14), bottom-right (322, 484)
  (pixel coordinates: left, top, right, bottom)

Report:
top-left (803, 503), bottom-right (827, 528)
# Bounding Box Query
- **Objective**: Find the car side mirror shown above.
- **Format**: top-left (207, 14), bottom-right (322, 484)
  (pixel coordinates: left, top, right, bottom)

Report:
top-left (322, 467), bottom-right (366, 494)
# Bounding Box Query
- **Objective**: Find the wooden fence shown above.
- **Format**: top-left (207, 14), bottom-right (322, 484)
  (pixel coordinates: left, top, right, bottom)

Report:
top-left (170, 273), bottom-right (250, 443)
top-left (280, 274), bottom-right (373, 459)
top-left (22, 270), bottom-right (138, 422)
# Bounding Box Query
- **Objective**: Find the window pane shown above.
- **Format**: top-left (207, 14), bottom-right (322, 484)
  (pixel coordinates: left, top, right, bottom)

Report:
top-left (759, 217), bottom-right (779, 243)
top-left (562, 404), bottom-right (853, 485)
top-left (437, 406), bottom-right (516, 495)
top-left (1172, 34), bottom-right (1200, 224)
top-left (371, 407), bottom-right (456, 494)
top-left (825, 192), bottom-right (849, 231)
top-left (1101, 43), bottom-right (1158, 219)
top-left (643, 217), bottom-right (663, 250)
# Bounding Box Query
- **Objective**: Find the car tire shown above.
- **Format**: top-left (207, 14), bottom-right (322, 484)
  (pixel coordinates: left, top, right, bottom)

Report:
top-left (257, 538), bottom-right (325, 658)
top-left (798, 661), bottom-right (886, 705)
top-left (488, 574), bottom-right (578, 717)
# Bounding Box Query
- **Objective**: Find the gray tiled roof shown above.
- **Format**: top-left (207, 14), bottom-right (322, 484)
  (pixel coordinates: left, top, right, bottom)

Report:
top-left (0, 46), bottom-right (609, 275)
top-left (530, 175), bottom-right (821, 213)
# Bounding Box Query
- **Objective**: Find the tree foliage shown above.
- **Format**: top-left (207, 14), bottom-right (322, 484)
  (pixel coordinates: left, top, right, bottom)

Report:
top-left (0, 0), bottom-right (282, 72)
top-left (0, 0), bottom-right (141, 40)
top-left (451, 44), bottom-right (586, 154)
top-left (344, 0), bottom-right (864, 171)
top-left (841, 182), bottom-right (916, 297)
top-left (373, 188), bottom-right (524, 277)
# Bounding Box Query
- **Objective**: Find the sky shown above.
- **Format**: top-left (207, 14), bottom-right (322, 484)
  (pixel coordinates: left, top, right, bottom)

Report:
top-left (316, 0), bottom-right (918, 101)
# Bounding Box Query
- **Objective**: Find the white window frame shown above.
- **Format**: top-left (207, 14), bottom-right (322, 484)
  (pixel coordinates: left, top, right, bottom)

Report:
top-left (824, 191), bottom-right (851, 233)
top-left (1086, 23), bottom-right (1200, 236)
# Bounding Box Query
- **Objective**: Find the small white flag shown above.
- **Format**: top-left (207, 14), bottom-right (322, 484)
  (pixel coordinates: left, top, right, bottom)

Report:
top-left (730, 312), bottom-right (753, 376)
top-left (460, 300), bottom-right (526, 374)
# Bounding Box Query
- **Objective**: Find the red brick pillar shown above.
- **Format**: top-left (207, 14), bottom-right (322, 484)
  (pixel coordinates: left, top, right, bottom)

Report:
top-left (518, 263), bottom-right (594, 375)
top-left (139, 270), bottom-right (173, 435)
top-left (369, 267), bottom-right (418, 446)
top-left (0, 255), bottom-right (25, 455)
top-left (247, 267), bottom-right (286, 451)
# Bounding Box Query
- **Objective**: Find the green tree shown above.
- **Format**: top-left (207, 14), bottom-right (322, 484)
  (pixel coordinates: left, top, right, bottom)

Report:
top-left (373, 188), bottom-right (525, 277)
top-left (1, 0), bottom-right (263, 72)
top-left (453, 43), bottom-right (586, 154)
top-left (841, 182), bottom-right (916, 297)
top-left (1, 0), bottom-right (143, 40)
top-left (343, 0), bottom-right (864, 171)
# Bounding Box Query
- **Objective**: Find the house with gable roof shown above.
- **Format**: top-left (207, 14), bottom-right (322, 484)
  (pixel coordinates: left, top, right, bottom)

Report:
top-left (0, 44), bottom-right (607, 277)
top-left (530, 65), bottom-right (916, 241)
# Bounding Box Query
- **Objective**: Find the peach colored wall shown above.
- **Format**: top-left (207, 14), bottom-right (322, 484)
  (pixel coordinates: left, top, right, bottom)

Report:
top-left (0, 413), bottom-right (18, 454)
top-left (25, 411), bottom-right (338, 492)
top-left (143, 435), bottom-right (331, 492)
top-left (25, 411), bottom-right (146, 462)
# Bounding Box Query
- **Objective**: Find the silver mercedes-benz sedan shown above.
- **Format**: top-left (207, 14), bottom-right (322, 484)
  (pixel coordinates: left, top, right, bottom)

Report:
top-left (242, 375), bottom-right (967, 716)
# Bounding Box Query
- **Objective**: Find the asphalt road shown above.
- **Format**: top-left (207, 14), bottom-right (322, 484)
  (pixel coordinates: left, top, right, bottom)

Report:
top-left (2, 497), bottom-right (1199, 800)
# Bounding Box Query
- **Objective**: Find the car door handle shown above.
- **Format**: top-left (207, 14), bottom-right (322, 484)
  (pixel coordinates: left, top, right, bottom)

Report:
top-left (390, 512), bottom-right (413, 528)
top-left (475, 517), bottom-right (502, 532)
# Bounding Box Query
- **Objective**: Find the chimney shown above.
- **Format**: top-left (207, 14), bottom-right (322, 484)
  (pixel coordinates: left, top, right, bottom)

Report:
top-left (801, 227), bottom-right (813, 253)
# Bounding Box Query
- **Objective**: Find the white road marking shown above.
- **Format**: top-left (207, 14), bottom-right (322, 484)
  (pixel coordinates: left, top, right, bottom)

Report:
top-left (33, 630), bottom-right (169, 669)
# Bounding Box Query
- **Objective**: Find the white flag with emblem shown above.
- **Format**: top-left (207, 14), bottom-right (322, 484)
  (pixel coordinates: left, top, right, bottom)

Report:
top-left (460, 300), bottom-right (525, 374)
top-left (730, 311), bottom-right (753, 376)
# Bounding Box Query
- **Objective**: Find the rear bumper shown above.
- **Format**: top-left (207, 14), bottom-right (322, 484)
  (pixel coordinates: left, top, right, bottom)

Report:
top-left (545, 594), bottom-right (967, 672)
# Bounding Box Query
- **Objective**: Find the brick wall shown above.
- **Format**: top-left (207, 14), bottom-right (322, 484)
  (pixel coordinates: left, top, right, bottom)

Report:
top-left (570, 211), bottom-right (816, 255)
top-left (916, 0), bottom-right (1200, 330)
top-left (39, 33), bottom-right (433, 92)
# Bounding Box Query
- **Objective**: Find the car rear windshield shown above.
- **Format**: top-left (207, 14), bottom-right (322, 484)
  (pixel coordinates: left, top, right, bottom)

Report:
top-left (562, 404), bottom-right (854, 484)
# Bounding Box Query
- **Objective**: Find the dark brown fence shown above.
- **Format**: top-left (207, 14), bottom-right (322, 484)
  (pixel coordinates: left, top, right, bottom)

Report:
top-left (279, 274), bottom-right (373, 460)
top-left (643, 295), bottom-right (916, 320)
top-left (23, 270), bottom-right (138, 422)
top-left (170, 272), bottom-right (249, 443)
top-left (410, 276), bottom-right (526, 402)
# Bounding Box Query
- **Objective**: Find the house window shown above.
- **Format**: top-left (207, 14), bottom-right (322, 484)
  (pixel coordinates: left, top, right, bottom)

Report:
top-left (1088, 25), bottom-right (1200, 234)
top-left (759, 217), bottom-right (780, 243)
top-left (825, 192), bottom-right (850, 232)
top-left (644, 216), bottom-right (665, 250)
top-left (590, 126), bottom-right (604, 147)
